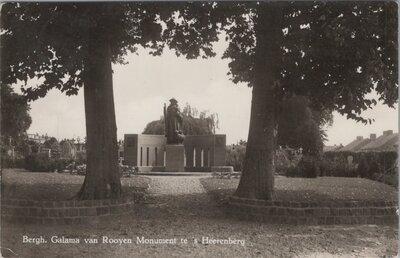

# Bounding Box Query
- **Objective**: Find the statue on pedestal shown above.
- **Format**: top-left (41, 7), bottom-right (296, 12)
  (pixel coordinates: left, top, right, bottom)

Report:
top-left (164, 98), bottom-right (185, 144)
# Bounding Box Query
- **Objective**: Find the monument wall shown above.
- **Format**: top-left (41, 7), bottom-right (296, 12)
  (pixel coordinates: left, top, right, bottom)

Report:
top-left (123, 134), bottom-right (226, 171)
top-left (124, 134), bottom-right (166, 167)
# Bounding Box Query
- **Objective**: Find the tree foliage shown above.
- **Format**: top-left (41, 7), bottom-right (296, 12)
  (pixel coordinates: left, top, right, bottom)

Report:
top-left (143, 103), bottom-right (219, 135)
top-left (166, 2), bottom-right (398, 199)
top-left (219, 2), bottom-right (397, 122)
top-left (1, 3), bottom-right (222, 99)
top-left (43, 137), bottom-right (60, 150)
top-left (1, 2), bottom-right (223, 199)
top-left (1, 84), bottom-right (32, 143)
top-left (277, 96), bottom-right (330, 155)
top-left (2, 2), bottom-right (397, 201)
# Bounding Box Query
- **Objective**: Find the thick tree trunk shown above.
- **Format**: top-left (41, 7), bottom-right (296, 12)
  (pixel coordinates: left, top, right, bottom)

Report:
top-left (76, 35), bottom-right (121, 200)
top-left (234, 4), bottom-right (283, 200)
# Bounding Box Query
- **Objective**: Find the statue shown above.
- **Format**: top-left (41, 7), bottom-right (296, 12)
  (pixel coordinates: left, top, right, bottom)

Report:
top-left (164, 98), bottom-right (185, 144)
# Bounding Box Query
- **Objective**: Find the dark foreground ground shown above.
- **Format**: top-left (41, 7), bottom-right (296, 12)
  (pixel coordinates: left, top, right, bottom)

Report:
top-left (1, 170), bottom-right (398, 257)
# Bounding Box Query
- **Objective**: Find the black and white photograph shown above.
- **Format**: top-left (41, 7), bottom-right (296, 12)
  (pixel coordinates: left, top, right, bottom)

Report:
top-left (0, 1), bottom-right (398, 257)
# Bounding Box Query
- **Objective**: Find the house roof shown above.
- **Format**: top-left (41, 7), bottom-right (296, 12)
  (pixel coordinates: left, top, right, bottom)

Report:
top-left (360, 132), bottom-right (398, 152)
top-left (323, 145), bottom-right (342, 152)
top-left (339, 138), bottom-right (371, 152)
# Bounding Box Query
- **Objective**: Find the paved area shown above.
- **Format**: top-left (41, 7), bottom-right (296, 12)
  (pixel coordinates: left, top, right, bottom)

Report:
top-left (147, 175), bottom-right (209, 196)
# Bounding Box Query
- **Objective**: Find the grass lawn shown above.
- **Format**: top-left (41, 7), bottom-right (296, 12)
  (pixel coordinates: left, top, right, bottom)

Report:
top-left (1, 169), bottom-right (151, 201)
top-left (201, 176), bottom-right (398, 204)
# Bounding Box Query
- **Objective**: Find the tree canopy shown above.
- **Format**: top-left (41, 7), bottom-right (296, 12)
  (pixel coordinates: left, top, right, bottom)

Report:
top-left (277, 96), bottom-right (331, 155)
top-left (192, 2), bottom-right (397, 199)
top-left (1, 2), bottom-right (222, 199)
top-left (2, 2), bottom-right (397, 201)
top-left (1, 3), bottom-right (220, 100)
top-left (1, 84), bottom-right (32, 143)
top-left (217, 2), bottom-right (397, 121)
top-left (143, 103), bottom-right (219, 135)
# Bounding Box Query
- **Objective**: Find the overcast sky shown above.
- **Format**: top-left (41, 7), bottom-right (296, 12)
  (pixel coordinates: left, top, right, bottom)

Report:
top-left (24, 39), bottom-right (398, 146)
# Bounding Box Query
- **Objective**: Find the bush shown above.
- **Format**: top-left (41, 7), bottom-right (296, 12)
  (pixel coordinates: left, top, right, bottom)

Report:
top-left (321, 159), bottom-right (358, 177)
top-left (25, 153), bottom-right (55, 172)
top-left (285, 155), bottom-right (320, 178)
top-left (275, 149), bottom-right (302, 175)
top-left (372, 171), bottom-right (398, 188)
top-left (285, 166), bottom-right (300, 177)
top-left (75, 151), bottom-right (86, 165)
top-left (54, 158), bottom-right (74, 172)
top-left (1, 157), bottom-right (25, 168)
top-left (226, 145), bottom-right (246, 171)
top-left (357, 156), bottom-right (370, 178)
top-left (297, 155), bottom-right (320, 178)
top-left (227, 145), bottom-right (302, 174)
top-left (367, 159), bottom-right (381, 178)
top-left (321, 151), bottom-right (397, 183)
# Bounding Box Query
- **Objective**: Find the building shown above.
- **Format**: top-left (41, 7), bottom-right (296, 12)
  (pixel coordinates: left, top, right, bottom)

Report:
top-left (327, 130), bottom-right (398, 153)
top-left (27, 133), bottom-right (48, 144)
top-left (359, 130), bottom-right (398, 152)
top-left (338, 135), bottom-right (373, 152)
top-left (323, 144), bottom-right (343, 152)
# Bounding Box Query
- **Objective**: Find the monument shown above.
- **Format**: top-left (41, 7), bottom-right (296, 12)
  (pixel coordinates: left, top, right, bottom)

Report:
top-left (123, 98), bottom-right (227, 172)
top-left (164, 98), bottom-right (185, 172)
top-left (164, 98), bottom-right (185, 144)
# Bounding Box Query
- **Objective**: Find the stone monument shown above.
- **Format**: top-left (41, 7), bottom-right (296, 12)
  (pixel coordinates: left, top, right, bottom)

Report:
top-left (164, 98), bottom-right (185, 172)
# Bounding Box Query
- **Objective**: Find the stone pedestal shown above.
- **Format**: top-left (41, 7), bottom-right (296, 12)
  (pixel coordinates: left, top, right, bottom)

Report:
top-left (165, 144), bottom-right (185, 172)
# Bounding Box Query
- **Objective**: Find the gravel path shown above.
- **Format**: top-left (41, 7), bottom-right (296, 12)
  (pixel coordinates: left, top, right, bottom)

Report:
top-left (148, 176), bottom-right (208, 196)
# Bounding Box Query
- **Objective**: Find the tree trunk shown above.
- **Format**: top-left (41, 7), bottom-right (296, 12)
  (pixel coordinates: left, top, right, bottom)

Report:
top-left (234, 4), bottom-right (283, 200)
top-left (76, 34), bottom-right (121, 200)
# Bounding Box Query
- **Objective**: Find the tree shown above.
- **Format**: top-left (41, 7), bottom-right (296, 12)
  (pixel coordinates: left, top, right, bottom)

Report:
top-left (166, 2), bottom-right (397, 199)
top-left (143, 103), bottom-right (219, 135)
top-left (3, 2), bottom-right (397, 201)
top-left (1, 84), bottom-right (32, 144)
top-left (277, 96), bottom-right (331, 156)
top-left (225, 2), bottom-right (397, 199)
top-left (1, 3), bottom-right (219, 199)
top-left (43, 137), bottom-right (59, 150)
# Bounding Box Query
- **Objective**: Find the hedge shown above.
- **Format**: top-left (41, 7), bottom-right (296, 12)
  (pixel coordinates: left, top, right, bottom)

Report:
top-left (322, 151), bottom-right (397, 177)
top-left (24, 153), bottom-right (79, 172)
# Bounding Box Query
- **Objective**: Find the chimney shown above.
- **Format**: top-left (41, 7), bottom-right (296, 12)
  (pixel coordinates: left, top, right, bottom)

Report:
top-left (370, 134), bottom-right (376, 140)
top-left (383, 130), bottom-right (393, 136)
top-left (356, 136), bottom-right (363, 140)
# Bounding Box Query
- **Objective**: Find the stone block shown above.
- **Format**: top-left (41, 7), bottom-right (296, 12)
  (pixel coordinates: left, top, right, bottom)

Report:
top-left (165, 144), bottom-right (185, 172)
top-left (67, 208), bottom-right (79, 217)
top-left (54, 202), bottom-right (65, 208)
top-left (97, 206), bottom-right (110, 215)
top-left (211, 166), bottom-right (233, 172)
top-left (86, 207), bottom-right (97, 216)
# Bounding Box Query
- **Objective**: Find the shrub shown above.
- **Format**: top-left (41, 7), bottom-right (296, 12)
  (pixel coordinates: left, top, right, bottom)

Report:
top-left (297, 155), bottom-right (320, 178)
top-left (1, 157), bottom-right (25, 168)
top-left (24, 153), bottom-right (55, 172)
top-left (367, 159), bottom-right (381, 179)
top-left (321, 151), bottom-right (397, 183)
top-left (372, 171), bottom-right (398, 188)
top-left (286, 155), bottom-right (320, 178)
top-left (357, 156), bottom-right (370, 178)
top-left (226, 145), bottom-right (246, 171)
top-left (54, 158), bottom-right (74, 172)
top-left (227, 145), bottom-right (303, 174)
top-left (75, 151), bottom-right (86, 165)
top-left (285, 166), bottom-right (300, 177)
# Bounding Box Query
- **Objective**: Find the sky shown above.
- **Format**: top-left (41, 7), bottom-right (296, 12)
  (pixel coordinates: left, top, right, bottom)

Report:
top-left (24, 39), bottom-right (398, 146)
